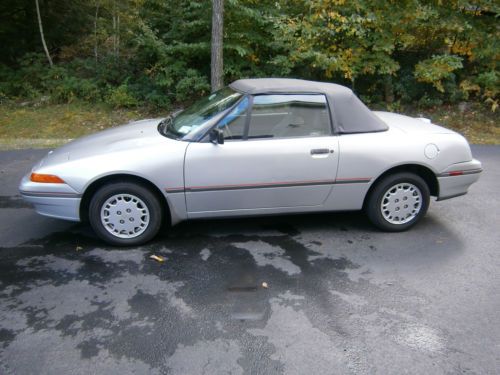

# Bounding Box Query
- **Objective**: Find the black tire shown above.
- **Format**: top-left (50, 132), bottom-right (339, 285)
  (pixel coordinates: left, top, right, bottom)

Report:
top-left (88, 181), bottom-right (163, 246)
top-left (365, 172), bottom-right (430, 232)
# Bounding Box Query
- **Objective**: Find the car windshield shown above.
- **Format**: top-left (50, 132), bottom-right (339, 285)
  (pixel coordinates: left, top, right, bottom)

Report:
top-left (160, 87), bottom-right (242, 139)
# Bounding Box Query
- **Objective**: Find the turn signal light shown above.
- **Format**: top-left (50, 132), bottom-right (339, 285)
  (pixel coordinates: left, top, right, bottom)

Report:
top-left (30, 173), bottom-right (65, 184)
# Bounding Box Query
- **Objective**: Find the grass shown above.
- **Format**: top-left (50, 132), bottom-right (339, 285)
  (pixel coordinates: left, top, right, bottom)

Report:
top-left (0, 102), bottom-right (166, 149)
top-left (406, 102), bottom-right (499, 145)
top-left (0, 100), bottom-right (498, 150)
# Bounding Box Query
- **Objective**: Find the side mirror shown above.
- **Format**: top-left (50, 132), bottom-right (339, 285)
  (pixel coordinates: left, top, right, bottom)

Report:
top-left (209, 128), bottom-right (224, 145)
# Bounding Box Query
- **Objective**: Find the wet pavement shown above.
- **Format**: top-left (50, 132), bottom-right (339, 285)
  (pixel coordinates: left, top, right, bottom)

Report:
top-left (0, 146), bottom-right (499, 374)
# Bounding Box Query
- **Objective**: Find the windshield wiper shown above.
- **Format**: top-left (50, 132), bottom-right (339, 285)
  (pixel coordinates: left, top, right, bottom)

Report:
top-left (159, 114), bottom-right (172, 128)
top-left (158, 117), bottom-right (168, 136)
top-left (167, 120), bottom-right (182, 137)
top-left (158, 114), bottom-right (181, 139)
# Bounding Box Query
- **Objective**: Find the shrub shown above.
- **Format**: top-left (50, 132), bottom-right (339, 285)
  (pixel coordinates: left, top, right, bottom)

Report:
top-left (48, 76), bottom-right (101, 103)
top-left (414, 55), bottom-right (463, 93)
top-left (106, 84), bottom-right (138, 108)
top-left (174, 69), bottom-right (210, 102)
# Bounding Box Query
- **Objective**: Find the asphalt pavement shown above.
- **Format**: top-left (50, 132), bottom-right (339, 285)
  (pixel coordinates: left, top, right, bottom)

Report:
top-left (0, 146), bottom-right (499, 374)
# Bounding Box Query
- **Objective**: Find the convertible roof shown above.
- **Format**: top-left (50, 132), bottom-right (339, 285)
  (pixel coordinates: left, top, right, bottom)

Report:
top-left (230, 78), bottom-right (388, 134)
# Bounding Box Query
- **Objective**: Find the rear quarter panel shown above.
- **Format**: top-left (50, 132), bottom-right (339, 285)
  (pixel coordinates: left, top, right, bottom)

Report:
top-left (327, 128), bottom-right (472, 210)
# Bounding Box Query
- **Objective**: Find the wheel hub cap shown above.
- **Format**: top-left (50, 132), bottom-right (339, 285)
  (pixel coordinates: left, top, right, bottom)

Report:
top-left (381, 183), bottom-right (422, 225)
top-left (101, 194), bottom-right (150, 239)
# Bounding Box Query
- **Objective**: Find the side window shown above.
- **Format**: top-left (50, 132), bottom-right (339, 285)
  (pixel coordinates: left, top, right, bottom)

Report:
top-left (248, 95), bottom-right (331, 139)
top-left (217, 97), bottom-right (248, 140)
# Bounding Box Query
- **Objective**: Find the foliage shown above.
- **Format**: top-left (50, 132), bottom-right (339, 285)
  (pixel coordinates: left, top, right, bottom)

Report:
top-left (106, 84), bottom-right (138, 108)
top-left (174, 69), bottom-right (211, 102)
top-left (414, 55), bottom-right (463, 92)
top-left (0, 0), bottom-right (498, 110)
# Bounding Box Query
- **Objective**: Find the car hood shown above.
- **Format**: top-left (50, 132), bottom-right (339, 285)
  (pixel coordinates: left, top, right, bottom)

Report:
top-left (38, 118), bottom-right (174, 168)
top-left (373, 111), bottom-right (456, 135)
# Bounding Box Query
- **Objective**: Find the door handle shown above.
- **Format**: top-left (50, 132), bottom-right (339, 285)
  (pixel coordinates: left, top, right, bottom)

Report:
top-left (310, 148), bottom-right (332, 155)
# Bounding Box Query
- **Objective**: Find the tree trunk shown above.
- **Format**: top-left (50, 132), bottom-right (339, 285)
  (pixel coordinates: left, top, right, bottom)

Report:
top-left (35, 0), bottom-right (52, 67)
top-left (384, 75), bottom-right (394, 104)
top-left (211, 0), bottom-right (224, 92)
top-left (112, 1), bottom-right (116, 57)
top-left (116, 13), bottom-right (120, 58)
top-left (94, 1), bottom-right (99, 66)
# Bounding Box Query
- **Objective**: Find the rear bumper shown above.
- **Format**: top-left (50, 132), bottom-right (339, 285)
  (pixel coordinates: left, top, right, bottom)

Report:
top-left (19, 174), bottom-right (81, 221)
top-left (437, 159), bottom-right (482, 201)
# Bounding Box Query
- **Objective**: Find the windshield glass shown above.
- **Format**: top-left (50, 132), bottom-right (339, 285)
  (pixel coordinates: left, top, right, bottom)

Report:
top-left (165, 87), bottom-right (242, 138)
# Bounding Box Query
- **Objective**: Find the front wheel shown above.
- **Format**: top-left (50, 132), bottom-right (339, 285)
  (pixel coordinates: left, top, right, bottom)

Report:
top-left (365, 172), bottom-right (430, 232)
top-left (89, 182), bottom-right (163, 246)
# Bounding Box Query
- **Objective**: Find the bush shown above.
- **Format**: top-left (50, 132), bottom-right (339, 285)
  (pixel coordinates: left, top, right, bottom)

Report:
top-left (106, 84), bottom-right (138, 108)
top-left (414, 55), bottom-right (463, 93)
top-left (0, 54), bottom-right (48, 99)
top-left (144, 90), bottom-right (172, 109)
top-left (48, 76), bottom-right (101, 103)
top-left (174, 69), bottom-right (210, 102)
top-left (417, 94), bottom-right (443, 109)
top-left (0, 55), bottom-right (102, 104)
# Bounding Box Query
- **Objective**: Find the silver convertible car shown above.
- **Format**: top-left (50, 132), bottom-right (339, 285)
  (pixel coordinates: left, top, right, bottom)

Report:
top-left (20, 78), bottom-right (482, 245)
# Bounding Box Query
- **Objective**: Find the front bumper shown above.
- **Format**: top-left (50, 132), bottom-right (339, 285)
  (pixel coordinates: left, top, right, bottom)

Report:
top-left (437, 159), bottom-right (482, 201)
top-left (19, 174), bottom-right (81, 221)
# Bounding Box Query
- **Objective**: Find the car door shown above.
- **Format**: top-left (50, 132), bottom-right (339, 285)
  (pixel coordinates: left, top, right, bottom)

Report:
top-left (184, 94), bottom-right (339, 215)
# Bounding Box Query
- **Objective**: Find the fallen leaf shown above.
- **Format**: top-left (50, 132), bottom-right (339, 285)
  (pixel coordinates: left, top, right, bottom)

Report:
top-left (150, 254), bottom-right (166, 263)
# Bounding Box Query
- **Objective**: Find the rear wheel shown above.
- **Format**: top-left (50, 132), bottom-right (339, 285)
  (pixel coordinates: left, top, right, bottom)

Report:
top-left (366, 172), bottom-right (430, 231)
top-left (89, 182), bottom-right (163, 246)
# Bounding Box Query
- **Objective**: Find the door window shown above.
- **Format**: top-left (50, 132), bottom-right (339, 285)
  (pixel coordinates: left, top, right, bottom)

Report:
top-left (248, 95), bottom-right (331, 139)
top-left (216, 96), bottom-right (248, 140)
